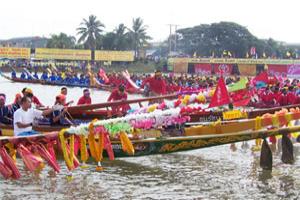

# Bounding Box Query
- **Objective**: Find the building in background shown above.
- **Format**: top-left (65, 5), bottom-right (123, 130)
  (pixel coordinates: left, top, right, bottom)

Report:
top-left (0, 36), bottom-right (48, 48)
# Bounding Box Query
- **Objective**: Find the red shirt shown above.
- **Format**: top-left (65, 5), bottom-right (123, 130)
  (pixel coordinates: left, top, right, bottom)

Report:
top-left (108, 89), bottom-right (128, 101)
top-left (142, 77), bottom-right (167, 95)
top-left (77, 96), bottom-right (92, 105)
top-left (287, 92), bottom-right (296, 105)
top-left (33, 96), bottom-right (43, 107)
top-left (278, 94), bottom-right (289, 106)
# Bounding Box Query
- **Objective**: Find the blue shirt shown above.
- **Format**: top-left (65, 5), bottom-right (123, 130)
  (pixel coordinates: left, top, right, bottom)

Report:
top-left (11, 71), bottom-right (17, 78)
top-left (20, 72), bottom-right (26, 79)
top-left (0, 106), bottom-right (12, 124)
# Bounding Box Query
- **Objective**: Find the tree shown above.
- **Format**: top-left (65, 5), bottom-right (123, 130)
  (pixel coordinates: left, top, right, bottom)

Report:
top-left (113, 23), bottom-right (130, 50)
top-left (129, 17), bottom-right (151, 58)
top-left (77, 15), bottom-right (105, 50)
top-left (46, 33), bottom-right (76, 49)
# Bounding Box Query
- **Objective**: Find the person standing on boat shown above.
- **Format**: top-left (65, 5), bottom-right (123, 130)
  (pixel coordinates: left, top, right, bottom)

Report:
top-left (122, 70), bottom-right (167, 96)
top-left (13, 96), bottom-right (54, 136)
top-left (107, 84), bottom-right (130, 116)
top-left (77, 89), bottom-right (92, 105)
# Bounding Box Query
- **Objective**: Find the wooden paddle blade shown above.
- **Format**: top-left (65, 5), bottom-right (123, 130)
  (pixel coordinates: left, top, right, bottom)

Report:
top-left (296, 135), bottom-right (300, 143)
top-left (260, 138), bottom-right (273, 170)
top-left (281, 134), bottom-right (294, 164)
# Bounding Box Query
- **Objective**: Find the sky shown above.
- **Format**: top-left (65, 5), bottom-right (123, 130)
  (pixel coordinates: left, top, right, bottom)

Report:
top-left (0, 0), bottom-right (300, 43)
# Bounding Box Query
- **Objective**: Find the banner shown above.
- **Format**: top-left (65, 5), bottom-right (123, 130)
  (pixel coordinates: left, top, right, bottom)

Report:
top-left (213, 63), bottom-right (232, 75)
top-left (287, 64), bottom-right (300, 78)
top-left (35, 48), bottom-right (91, 60)
top-left (267, 64), bottom-right (287, 78)
top-left (173, 62), bottom-right (188, 73)
top-left (94, 51), bottom-right (134, 61)
top-left (194, 63), bottom-right (212, 75)
top-left (238, 64), bottom-right (256, 76)
top-left (0, 47), bottom-right (30, 59)
top-left (169, 58), bottom-right (300, 65)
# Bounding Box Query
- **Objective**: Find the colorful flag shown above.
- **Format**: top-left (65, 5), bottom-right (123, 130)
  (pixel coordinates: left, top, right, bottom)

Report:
top-left (252, 71), bottom-right (268, 84)
top-left (209, 76), bottom-right (230, 108)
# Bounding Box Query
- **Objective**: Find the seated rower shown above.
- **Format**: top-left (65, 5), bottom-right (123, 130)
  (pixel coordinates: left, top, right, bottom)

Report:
top-left (33, 71), bottom-right (39, 79)
top-left (107, 84), bottom-right (130, 116)
top-left (10, 93), bottom-right (22, 114)
top-left (50, 95), bottom-right (72, 126)
top-left (20, 72), bottom-right (26, 79)
top-left (60, 87), bottom-right (74, 106)
top-left (11, 70), bottom-right (17, 79)
top-left (0, 94), bottom-right (13, 124)
top-left (22, 88), bottom-right (44, 108)
top-left (41, 71), bottom-right (48, 81)
top-left (77, 89), bottom-right (92, 105)
top-left (13, 96), bottom-right (54, 136)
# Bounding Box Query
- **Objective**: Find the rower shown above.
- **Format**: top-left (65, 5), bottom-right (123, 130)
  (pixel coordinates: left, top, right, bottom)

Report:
top-left (11, 70), bottom-right (17, 79)
top-left (33, 71), bottom-right (39, 79)
top-left (20, 71), bottom-right (26, 79)
top-left (77, 89), bottom-right (92, 105)
top-left (0, 94), bottom-right (13, 125)
top-left (41, 71), bottom-right (48, 81)
top-left (22, 88), bottom-right (44, 108)
top-left (11, 93), bottom-right (22, 113)
top-left (107, 84), bottom-right (130, 116)
top-left (13, 96), bottom-right (54, 136)
top-left (50, 95), bottom-right (72, 126)
top-left (60, 87), bottom-right (74, 106)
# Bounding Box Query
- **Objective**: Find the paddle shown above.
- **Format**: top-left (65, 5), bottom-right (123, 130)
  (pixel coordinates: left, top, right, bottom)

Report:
top-left (67, 93), bottom-right (178, 113)
top-left (260, 138), bottom-right (273, 170)
top-left (281, 133), bottom-right (294, 164)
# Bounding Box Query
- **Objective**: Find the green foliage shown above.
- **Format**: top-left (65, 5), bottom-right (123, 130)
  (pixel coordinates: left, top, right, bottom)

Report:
top-left (46, 33), bottom-right (76, 49)
top-left (128, 17), bottom-right (152, 58)
top-left (175, 22), bottom-right (296, 58)
top-left (77, 15), bottom-right (105, 50)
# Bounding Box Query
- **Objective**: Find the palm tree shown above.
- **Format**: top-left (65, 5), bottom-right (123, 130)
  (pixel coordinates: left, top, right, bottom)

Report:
top-left (129, 18), bottom-right (151, 58)
top-left (77, 15), bottom-right (105, 50)
top-left (113, 23), bottom-right (130, 50)
top-left (46, 33), bottom-right (76, 49)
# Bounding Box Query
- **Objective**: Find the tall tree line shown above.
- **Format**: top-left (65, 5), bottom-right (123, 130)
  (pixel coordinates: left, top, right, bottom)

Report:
top-left (47, 15), bottom-right (151, 58)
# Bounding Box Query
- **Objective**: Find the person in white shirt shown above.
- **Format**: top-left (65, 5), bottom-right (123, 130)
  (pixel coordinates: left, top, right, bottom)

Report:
top-left (13, 96), bottom-right (53, 136)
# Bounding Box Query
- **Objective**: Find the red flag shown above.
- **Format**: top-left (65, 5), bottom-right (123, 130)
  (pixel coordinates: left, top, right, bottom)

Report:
top-left (252, 71), bottom-right (268, 84)
top-left (209, 76), bottom-right (230, 108)
top-left (233, 97), bottom-right (251, 107)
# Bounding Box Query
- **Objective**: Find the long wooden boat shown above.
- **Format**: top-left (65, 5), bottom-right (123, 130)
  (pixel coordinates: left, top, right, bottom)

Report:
top-left (0, 71), bottom-right (146, 94)
top-left (0, 124), bottom-right (299, 158)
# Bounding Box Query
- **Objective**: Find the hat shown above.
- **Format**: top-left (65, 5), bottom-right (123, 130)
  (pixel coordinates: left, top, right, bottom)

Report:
top-left (25, 88), bottom-right (33, 94)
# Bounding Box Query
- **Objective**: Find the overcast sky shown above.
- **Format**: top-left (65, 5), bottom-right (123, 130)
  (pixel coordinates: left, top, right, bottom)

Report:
top-left (1, 0), bottom-right (299, 43)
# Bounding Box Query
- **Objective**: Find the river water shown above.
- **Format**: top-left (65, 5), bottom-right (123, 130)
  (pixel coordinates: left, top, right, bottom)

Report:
top-left (0, 75), bottom-right (300, 200)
